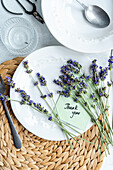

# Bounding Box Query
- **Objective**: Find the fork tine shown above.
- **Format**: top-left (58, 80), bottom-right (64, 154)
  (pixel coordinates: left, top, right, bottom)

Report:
top-left (111, 49), bottom-right (113, 56)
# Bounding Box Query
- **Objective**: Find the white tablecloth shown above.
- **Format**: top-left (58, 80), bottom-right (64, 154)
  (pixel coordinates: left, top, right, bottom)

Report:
top-left (0, 0), bottom-right (113, 169)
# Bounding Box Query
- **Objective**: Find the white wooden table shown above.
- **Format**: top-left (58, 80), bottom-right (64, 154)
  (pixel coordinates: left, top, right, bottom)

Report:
top-left (0, 0), bottom-right (113, 169)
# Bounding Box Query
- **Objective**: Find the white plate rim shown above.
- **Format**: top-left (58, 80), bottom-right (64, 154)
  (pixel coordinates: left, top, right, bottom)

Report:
top-left (41, 0), bottom-right (113, 53)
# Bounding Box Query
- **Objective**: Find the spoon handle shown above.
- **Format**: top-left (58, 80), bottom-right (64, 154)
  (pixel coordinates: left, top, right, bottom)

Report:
top-left (75, 0), bottom-right (87, 9)
top-left (3, 101), bottom-right (22, 149)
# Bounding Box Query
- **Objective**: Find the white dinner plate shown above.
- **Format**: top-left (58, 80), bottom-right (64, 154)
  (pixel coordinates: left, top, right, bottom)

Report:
top-left (10, 46), bottom-right (96, 141)
top-left (42, 0), bottom-right (113, 53)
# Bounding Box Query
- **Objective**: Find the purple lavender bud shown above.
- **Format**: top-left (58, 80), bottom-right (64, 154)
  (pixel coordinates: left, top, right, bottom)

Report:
top-left (23, 60), bottom-right (29, 69)
top-left (99, 92), bottom-right (103, 97)
top-left (34, 81), bottom-right (38, 86)
top-left (20, 99), bottom-right (26, 105)
top-left (90, 93), bottom-right (95, 99)
top-left (48, 93), bottom-right (53, 98)
top-left (41, 95), bottom-right (47, 99)
top-left (0, 93), bottom-right (9, 102)
top-left (37, 73), bottom-right (40, 77)
top-left (74, 98), bottom-right (79, 103)
top-left (107, 81), bottom-right (111, 87)
top-left (44, 109), bottom-right (48, 113)
top-left (48, 116), bottom-right (52, 121)
top-left (26, 69), bottom-right (33, 74)
top-left (84, 102), bottom-right (88, 106)
top-left (6, 77), bottom-right (15, 88)
top-left (28, 100), bottom-right (33, 106)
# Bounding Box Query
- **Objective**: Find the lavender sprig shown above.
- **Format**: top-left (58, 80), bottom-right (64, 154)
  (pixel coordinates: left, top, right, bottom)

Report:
top-left (15, 88), bottom-right (49, 114)
top-left (90, 59), bottom-right (100, 85)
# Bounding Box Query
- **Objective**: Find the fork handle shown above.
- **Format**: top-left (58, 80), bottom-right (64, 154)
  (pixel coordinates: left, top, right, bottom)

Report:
top-left (3, 101), bottom-right (22, 149)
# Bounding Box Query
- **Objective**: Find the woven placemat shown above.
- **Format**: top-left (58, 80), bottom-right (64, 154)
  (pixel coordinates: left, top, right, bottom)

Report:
top-left (0, 57), bottom-right (105, 170)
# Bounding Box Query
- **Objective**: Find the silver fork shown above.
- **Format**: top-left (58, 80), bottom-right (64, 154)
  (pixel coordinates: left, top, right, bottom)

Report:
top-left (0, 75), bottom-right (22, 149)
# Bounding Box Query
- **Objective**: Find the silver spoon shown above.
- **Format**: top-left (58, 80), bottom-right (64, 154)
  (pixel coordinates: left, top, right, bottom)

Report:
top-left (75, 0), bottom-right (110, 28)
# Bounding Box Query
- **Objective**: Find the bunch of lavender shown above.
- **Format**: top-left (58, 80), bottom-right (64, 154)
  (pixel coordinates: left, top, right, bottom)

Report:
top-left (54, 57), bottom-right (113, 159)
top-left (0, 61), bottom-right (92, 152)
top-left (1, 56), bottom-right (113, 158)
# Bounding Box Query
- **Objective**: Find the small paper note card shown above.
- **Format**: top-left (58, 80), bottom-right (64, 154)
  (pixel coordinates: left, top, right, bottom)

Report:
top-left (53, 96), bottom-right (91, 131)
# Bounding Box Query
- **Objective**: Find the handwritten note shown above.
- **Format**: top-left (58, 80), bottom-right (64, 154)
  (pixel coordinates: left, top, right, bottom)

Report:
top-left (53, 96), bottom-right (91, 131)
top-left (64, 103), bottom-right (80, 118)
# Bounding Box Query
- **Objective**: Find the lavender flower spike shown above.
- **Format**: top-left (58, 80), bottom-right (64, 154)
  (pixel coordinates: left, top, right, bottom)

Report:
top-left (37, 73), bottom-right (47, 86)
top-left (108, 55), bottom-right (113, 70)
top-left (23, 60), bottom-right (33, 74)
top-left (0, 93), bottom-right (10, 102)
top-left (6, 77), bottom-right (15, 88)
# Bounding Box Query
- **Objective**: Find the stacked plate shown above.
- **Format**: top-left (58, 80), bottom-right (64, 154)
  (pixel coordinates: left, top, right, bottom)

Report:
top-left (42, 0), bottom-right (113, 53)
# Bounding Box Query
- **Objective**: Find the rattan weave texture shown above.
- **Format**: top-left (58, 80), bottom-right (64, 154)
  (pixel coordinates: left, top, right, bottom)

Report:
top-left (0, 57), bottom-right (105, 170)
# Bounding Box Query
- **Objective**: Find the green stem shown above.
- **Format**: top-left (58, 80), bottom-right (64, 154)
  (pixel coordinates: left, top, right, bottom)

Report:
top-left (61, 121), bottom-right (82, 135)
top-left (78, 98), bottom-right (111, 150)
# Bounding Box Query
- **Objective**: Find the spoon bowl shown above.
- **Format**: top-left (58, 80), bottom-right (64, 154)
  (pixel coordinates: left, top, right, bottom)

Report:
top-left (85, 5), bottom-right (110, 28)
top-left (75, 0), bottom-right (110, 28)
